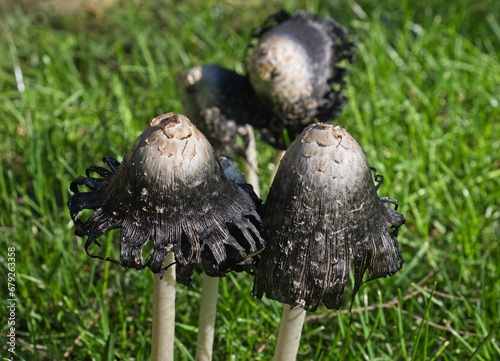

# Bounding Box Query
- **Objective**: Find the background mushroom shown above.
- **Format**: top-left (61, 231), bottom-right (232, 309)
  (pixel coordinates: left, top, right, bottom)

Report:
top-left (247, 10), bottom-right (356, 148)
top-left (253, 123), bottom-right (405, 360)
top-left (179, 64), bottom-right (277, 195)
top-left (178, 65), bottom-right (274, 157)
top-left (68, 113), bottom-right (264, 361)
top-left (179, 10), bottom-right (356, 186)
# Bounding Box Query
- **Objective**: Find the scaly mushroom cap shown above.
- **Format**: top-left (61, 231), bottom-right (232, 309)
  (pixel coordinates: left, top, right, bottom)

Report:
top-left (178, 65), bottom-right (281, 155)
top-left (252, 123), bottom-right (404, 311)
top-left (247, 10), bottom-right (356, 144)
top-left (68, 113), bottom-right (265, 284)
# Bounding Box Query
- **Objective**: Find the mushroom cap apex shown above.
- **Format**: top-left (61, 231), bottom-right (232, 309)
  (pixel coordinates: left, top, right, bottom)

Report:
top-left (148, 112), bottom-right (202, 140)
top-left (301, 123), bottom-right (361, 153)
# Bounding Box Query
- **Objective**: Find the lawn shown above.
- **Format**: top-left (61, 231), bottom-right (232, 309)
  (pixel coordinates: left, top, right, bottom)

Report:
top-left (1, 0), bottom-right (499, 360)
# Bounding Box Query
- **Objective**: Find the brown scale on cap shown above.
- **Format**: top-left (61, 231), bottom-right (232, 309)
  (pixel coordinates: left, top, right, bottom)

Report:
top-left (68, 113), bottom-right (264, 284)
top-left (252, 123), bottom-right (404, 311)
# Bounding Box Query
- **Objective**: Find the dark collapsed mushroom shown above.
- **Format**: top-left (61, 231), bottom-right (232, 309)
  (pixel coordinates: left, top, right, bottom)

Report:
top-left (178, 11), bottom-right (355, 152)
top-left (68, 113), bottom-right (265, 284)
top-left (178, 65), bottom-right (280, 156)
top-left (253, 123), bottom-right (405, 311)
top-left (247, 10), bottom-right (356, 146)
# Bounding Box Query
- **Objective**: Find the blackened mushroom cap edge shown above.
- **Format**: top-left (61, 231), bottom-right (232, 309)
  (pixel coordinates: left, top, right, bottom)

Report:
top-left (68, 112), bottom-right (265, 285)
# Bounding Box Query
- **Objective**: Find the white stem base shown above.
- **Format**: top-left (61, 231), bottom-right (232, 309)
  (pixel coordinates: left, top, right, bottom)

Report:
top-left (195, 274), bottom-right (220, 361)
top-left (151, 252), bottom-right (176, 361)
top-left (274, 305), bottom-right (306, 361)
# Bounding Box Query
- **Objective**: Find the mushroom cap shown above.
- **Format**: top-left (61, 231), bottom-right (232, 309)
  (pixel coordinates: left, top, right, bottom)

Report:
top-left (69, 113), bottom-right (265, 284)
top-left (247, 10), bottom-right (355, 142)
top-left (252, 123), bottom-right (404, 311)
top-left (178, 65), bottom-right (281, 155)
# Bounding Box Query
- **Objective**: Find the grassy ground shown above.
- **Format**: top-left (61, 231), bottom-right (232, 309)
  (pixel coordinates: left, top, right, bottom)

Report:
top-left (1, 0), bottom-right (499, 360)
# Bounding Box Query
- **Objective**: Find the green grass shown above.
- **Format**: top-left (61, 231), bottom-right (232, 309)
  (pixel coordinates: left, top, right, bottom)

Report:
top-left (1, 0), bottom-right (499, 359)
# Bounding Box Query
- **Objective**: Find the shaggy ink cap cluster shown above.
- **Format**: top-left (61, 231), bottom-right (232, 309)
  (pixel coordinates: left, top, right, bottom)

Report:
top-left (247, 10), bottom-right (356, 147)
top-left (253, 123), bottom-right (405, 311)
top-left (68, 113), bottom-right (265, 284)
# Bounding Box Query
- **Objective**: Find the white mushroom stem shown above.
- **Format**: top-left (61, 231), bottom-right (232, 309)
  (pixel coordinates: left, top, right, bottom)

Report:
top-left (151, 252), bottom-right (176, 361)
top-left (274, 305), bottom-right (306, 361)
top-left (271, 150), bottom-right (286, 183)
top-left (194, 151), bottom-right (257, 361)
top-left (244, 124), bottom-right (260, 197)
top-left (195, 273), bottom-right (220, 361)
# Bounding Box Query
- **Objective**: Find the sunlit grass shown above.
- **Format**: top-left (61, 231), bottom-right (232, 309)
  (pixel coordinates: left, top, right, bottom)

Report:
top-left (0, 0), bottom-right (499, 360)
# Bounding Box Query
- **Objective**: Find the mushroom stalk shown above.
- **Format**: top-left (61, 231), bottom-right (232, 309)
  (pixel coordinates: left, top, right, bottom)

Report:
top-left (193, 157), bottom-right (261, 360)
top-left (195, 273), bottom-right (219, 361)
top-left (151, 252), bottom-right (176, 361)
top-left (274, 305), bottom-right (306, 361)
top-left (271, 150), bottom-right (286, 182)
top-left (244, 124), bottom-right (260, 197)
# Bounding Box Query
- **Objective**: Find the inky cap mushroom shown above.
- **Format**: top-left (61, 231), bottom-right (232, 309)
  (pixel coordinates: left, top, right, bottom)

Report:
top-left (252, 123), bottom-right (404, 311)
top-left (247, 10), bottom-right (356, 144)
top-left (68, 113), bottom-right (265, 284)
top-left (178, 65), bottom-right (281, 155)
